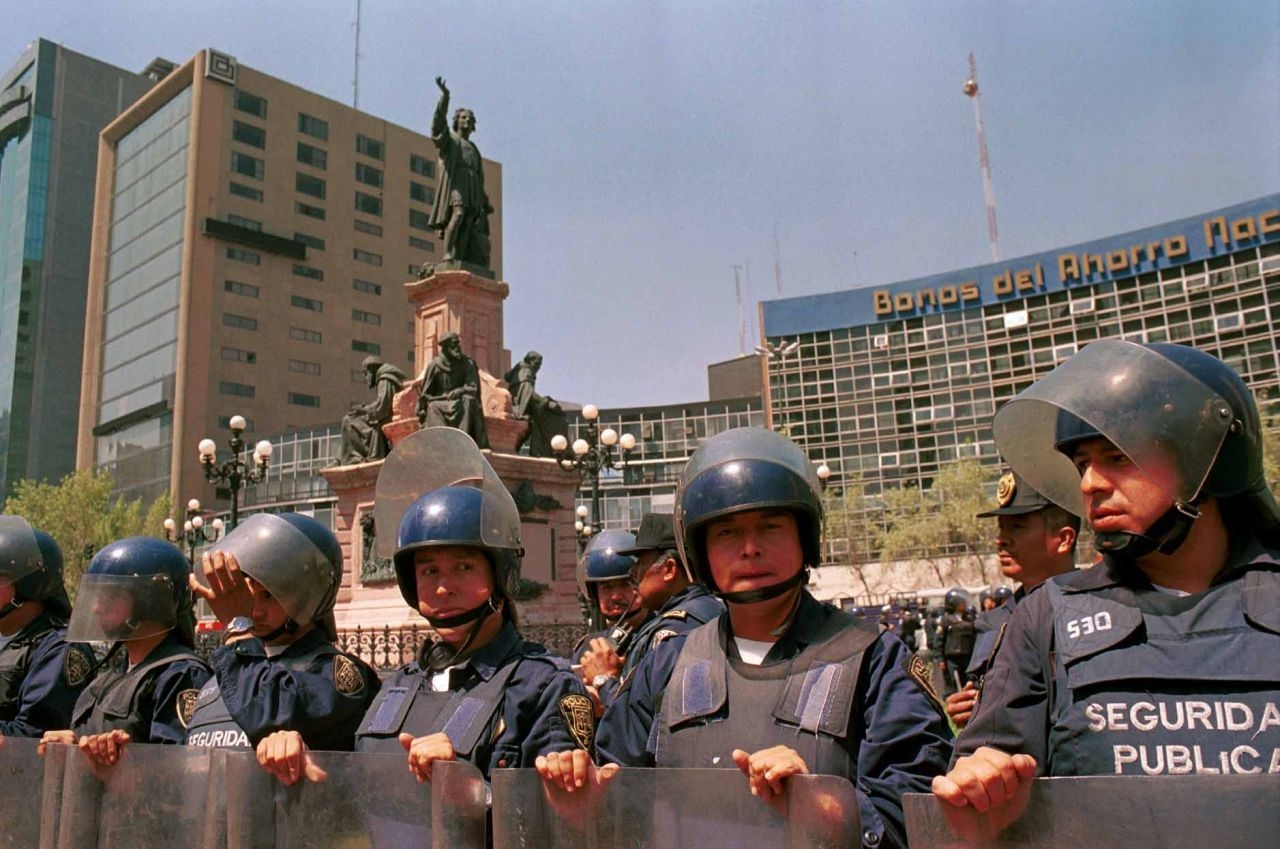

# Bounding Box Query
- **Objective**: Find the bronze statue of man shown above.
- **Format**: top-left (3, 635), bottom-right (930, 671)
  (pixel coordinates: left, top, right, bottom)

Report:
top-left (416, 332), bottom-right (490, 449)
top-left (504, 351), bottom-right (569, 457)
top-left (429, 77), bottom-right (493, 268)
top-left (340, 356), bottom-right (407, 464)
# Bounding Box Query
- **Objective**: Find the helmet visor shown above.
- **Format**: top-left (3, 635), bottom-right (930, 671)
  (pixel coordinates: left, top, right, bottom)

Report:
top-left (993, 339), bottom-right (1233, 517)
top-left (0, 516), bottom-right (43, 589)
top-left (375, 427), bottom-right (520, 559)
top-left (67, 573), bottom-right (177, 642)
top-left (202, 513), bottom-right (335, 624)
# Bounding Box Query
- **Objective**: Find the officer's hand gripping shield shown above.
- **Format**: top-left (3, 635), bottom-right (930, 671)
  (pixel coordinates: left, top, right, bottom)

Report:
top-left (991, 339), bottom-right (1234, 518)
top-left (199, 513), bottom-right (336, 625)
top-left (373, 427), bottom-right (520, 560)
top-left (493, 768), bottom-right (860, 848)
top-left (65, 573), bottom-right (177, 643)
top-left (0, 515), bottom-right (46, 588)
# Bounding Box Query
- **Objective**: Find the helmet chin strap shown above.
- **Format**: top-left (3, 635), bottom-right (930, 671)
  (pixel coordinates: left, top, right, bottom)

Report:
top-left (0, 597), bottom-right (23, 621)
top-left (259, 618), bottom-right (300, 643)
top-left (1096, 500), bottom-right (1201, 559)
top-left (716, 567), bottom-right (808, 606)
top-left (421, 596), bottom-right (502, 673)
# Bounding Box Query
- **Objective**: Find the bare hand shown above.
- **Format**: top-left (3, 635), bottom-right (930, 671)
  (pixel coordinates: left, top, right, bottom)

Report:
top-left (932, 746), bottom-right (1037, 812)
top-left (580, 637), bottom-right (622, 679)
top-left (190, 550), bottom-right (255, 625)
top-left (398, 731), bottom-right (455, 783)
top-left (436, 76), bottom-right (448, 94)
top-left (256, 730), bottom-right (328, 785)
top-left (945, 682), bottom-right (979, 729)
top-left (39, 729), bottom-right (76, 755)
top-left (534, 748), bottom-right (610, 793)
top-left (731, 745), bottom-right (809, 802)
top-left (78, 729), bottom-right (130, 768)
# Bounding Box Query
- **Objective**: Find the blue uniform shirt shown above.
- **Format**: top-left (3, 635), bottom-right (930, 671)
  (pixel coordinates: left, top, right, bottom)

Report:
top-left (0, 612), bottom-right (95, 737)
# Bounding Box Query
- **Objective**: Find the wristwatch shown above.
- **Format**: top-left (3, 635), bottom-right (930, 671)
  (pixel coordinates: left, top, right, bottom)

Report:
top-left (224, 616), bottom-right (254, 643)
top-left (592, 673), bottom-right (615, 689)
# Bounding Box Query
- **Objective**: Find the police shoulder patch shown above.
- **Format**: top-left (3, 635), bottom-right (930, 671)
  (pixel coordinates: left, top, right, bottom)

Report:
top-left (62, 644), bottom-right (94, 688)
top-left (333, 654), bottom-right (365, 697)
top-left (558, 693), bottom-right (595, 750)
top-left (659, 609), bottom-right (688, 621)
top-left (650, 629), bottom-right (679, 647)
top-left (904, 653), bottom-right (947, 719)
top-left (176, 689), bottom-right (200, 729)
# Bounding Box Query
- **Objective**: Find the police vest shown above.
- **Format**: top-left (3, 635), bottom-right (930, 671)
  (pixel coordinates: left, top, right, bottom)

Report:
top-left (942, 615), bottom-right (976, 662)
top-left (0, 621), bottom-right (56, 721)
top-left (965, 601), bottom-right (1017, 679)
top-left (72, 643), bottom-right (201, 737)
top-left (354, 659), bottom-right (519, 763)
top-left (184, 642), bottom-right (341, 749)
top-left (1045, 569), bottom-right (1280, 777)
top-left (652, 611), bottom-right (879, 774)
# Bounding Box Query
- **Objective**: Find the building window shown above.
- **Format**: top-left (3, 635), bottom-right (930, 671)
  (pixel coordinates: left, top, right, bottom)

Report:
top-left (409, 154), bottom-right (434, 178)
top-left (409, 236), bottom-right (434, 252)
top-left (353, 248), bottom-right (382, 267)
top-left (296, 172), bottom-right (326, 199)
top-left (223, 313), bottom-right (259, 331)
top-left (218, 415), bottom-right (255, 430)
top-left (296, 141), bottom-right (327, 170)
top-left (408, 210), bottom-right (434, 234)
top-left (409, 181), bottom-right (434, 204)
top-left (288, 392), bottom-right (321, 407)
top-left (292, 264), bottom-right (324, 281)
top-left (354, 219), bottom-right (382, 237)
top-left (295, 201), bottom-right (326, 220)
top-left (352, 308), bottom-right (381, 325)
top-left (220, 381), bottom-right (256, 398)
top-left (355, 162), bottom-right (383, 188)
top-left (226, 248), bottom-right (260, 265)
top-left (354, 191), bottom-right (382, 217)
top-left (289, 359), bottom-right (321, 375)
top-left (229, 182), bottom-right (263, 201)
top-left (291, 295), bottom-right (323, 312)
top-left (232, 120), bottom-right (266, 149)
top-left (352, 340), bottom-right (381, 355)
top-left (294, 232), bottom-right (325, 251)
top-left (353, 278), bottom-right (382, 295)
top-left (289, 326), bottom-right (322, 343)
top-left (356, 134), bottom-right (384, 160)
top-left (231, 152), bottom-right (264, 180)
top-left (227, 214), bottom-right (261, 231)
top-left (225, 279), bottom-right (259, 298)
top-left (221, 346), bottom-right (257, 364)
top-left (298, 112), bottom-right (329, 141)
top-left (234, 90), bottom-right (267, 118)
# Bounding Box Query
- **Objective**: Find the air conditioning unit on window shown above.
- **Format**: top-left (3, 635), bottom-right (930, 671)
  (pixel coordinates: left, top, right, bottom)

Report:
top-left (873, 334), bottom-right (889, 349)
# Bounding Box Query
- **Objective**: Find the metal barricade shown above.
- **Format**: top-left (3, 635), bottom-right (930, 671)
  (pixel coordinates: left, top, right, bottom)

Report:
top-left (492, 767), bottom-right (860, 848)
top-left (904, 775), bottom-right (1280, 848)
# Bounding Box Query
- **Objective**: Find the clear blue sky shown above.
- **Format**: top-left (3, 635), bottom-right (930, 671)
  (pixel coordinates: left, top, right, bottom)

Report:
top-left (7, 1), bottom-right (1278, 407)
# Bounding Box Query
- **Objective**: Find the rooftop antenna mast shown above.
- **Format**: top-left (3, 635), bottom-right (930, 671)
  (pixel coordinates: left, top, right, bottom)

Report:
top-left (772, 222), bottom-right (784, 295)
top-left (733, 265), bottom-right (746, 356)
top-left (963, 52), bottom-right (1001, 262)
top-left (352, 0), bottom-right (363, 108)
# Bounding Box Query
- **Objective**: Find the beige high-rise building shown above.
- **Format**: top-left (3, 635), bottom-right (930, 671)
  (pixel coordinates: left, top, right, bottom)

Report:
top-left (76, 49), bottom-right (503, 508)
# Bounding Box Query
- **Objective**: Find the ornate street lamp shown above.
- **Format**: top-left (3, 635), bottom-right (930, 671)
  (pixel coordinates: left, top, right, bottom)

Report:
top-left (197, 415), bottom-right (272, 530)
top-left (164, 498), bottom-right (224, 565)
top-left (550, 404), bottom-right (637, 548)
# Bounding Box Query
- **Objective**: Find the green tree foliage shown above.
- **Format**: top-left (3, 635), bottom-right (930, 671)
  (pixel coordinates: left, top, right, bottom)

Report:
top-left (873, 458), bottom-right (994, 586)
top-left (821, 478), bottom-right (878, 598)
top-left (3, 470), bottom-right (172, 602)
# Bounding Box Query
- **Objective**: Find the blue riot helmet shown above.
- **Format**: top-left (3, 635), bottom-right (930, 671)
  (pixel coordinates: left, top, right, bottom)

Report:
top-left (575, 529), bottom-right (638, 607)
top-left (978, 588), bottom-right (993, 608)
top-left (0, 516), bottom-right (71, 620)
top-left (944, 588), bottom-right (970, 614)
top-left (994, 339), bottom-right (1280, 557)
top-left (675, 427), bottom-right (824, 604)
top-left (68, 537), bottom-right (195, 646)
top-left (203, 513), bottom-right (343, 640)
top-left (993, 585), bottom-right (1015, 605)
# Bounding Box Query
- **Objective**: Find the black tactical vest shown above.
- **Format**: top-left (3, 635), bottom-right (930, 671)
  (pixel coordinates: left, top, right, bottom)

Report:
top-left (966, 601), bottom-right (1016, 679)
top-left (71, 642), bottom-right (200, 737)
top-left (653, 612), bottom-right (878, 774)
top-left (184, 642), bottom-right (340, 749)
top-left (1045, 570), bottom-right (1280, 776)
top-left (942, 614), bottom-right (976, 662)
top-left (0, 619), bottom-right (55, 721)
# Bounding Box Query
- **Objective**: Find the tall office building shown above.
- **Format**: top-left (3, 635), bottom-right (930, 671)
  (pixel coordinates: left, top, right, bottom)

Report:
top-left (761, 195), bottom-right (1280, 561)
top-left (0, 39), bottom-right (156, 500)
top-left (76, 49), bottom-right (503, 508)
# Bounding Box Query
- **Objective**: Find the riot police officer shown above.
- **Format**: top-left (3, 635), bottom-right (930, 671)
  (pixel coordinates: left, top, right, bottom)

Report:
top-left (947, 471), bottom-right (1079, 728)
top-left (899, 599), bottom-right (923, 653)
top-left (539, 427), bottom-right (953, 849)
top-left (939, 588), bottom-right (976, 694)
top-left (571, 529), bottom-right (648, 668)
top-left (0, 517), bottom-right (95, 737)
top-left (183, 513), bottom-right (379, 750)
top-left (256, 428), bottom-right (593, 786)
top-left (42, 537), bottom-right (211, 764)
top-left (935, 340), bottom-right (1280, 811)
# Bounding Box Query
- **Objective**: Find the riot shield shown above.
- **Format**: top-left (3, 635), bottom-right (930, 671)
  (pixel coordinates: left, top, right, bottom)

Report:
top-left (492, 767), bottom-right (860, 848)
top-left (904, 775), bottom-right (1280, 848)
top-left (222, 750), bottom-right (486, 849)
top-left (37, 741), bottom-right (69, 849)
top-left (0, 737), bottom-right (55, 847)
top-left (53, 743), bottom-right (215, 848)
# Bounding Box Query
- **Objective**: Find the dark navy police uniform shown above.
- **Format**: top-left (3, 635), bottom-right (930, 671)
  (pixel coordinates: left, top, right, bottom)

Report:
top-left (956, 540), bottom-right (1280, 777)
top-left (185, 629), bottom-right (380, 750)
top-left (597, 591), bottom-right (954, 849)
top-left (0, 611), bottom-right (95, 737)
top-left (356, 621), bottom-right (594, 779)
top-left (964, 589), bottom-right (1022, 684)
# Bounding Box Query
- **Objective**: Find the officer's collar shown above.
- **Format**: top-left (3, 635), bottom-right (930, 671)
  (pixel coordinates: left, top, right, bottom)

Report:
top-left (275, 627), bottom-right (329, 658)
top-left (717, 589), bottom-right (823, 656)
top-left (1062, 531), bottom-right (1280, 595)
top-left (454, 620), bottom-right (520, 681)
top-left (661, 582), bottom-right (708, 611)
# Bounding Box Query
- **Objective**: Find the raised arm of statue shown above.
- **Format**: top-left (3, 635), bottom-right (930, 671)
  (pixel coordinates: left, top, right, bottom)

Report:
top-left (432, 77), bottom-right (451, 146)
